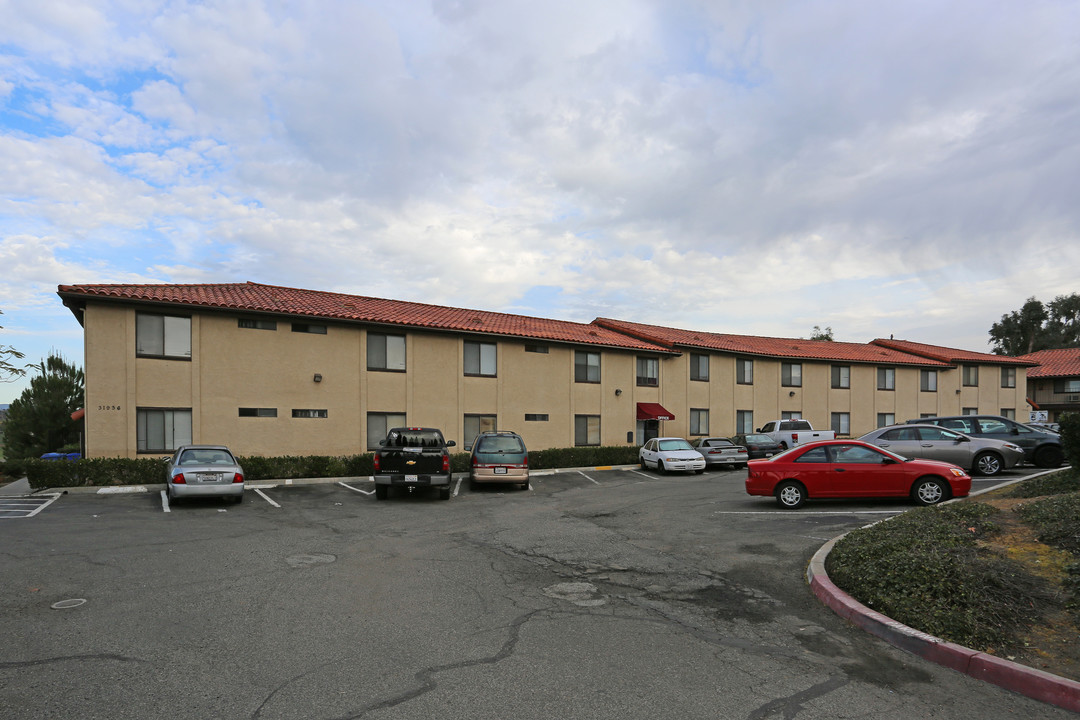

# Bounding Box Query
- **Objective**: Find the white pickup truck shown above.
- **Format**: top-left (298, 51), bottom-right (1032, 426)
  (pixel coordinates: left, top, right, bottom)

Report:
top-left (755, 419), bottom-right (836, 449)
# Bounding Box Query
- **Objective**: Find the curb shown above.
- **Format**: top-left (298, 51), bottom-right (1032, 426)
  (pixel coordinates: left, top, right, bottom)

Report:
top-left (807, 537), bottom-right (1080, 713)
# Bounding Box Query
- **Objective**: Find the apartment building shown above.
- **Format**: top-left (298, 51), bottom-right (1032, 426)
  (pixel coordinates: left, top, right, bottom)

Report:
top-left (1020, 348), bottom-right (1080, 422)
top-left (57, 282), bottom-right (1033, 458)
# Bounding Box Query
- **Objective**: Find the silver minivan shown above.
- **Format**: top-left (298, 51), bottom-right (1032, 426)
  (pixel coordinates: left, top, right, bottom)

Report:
top-left (860, 424), bottom-right (1025, 476)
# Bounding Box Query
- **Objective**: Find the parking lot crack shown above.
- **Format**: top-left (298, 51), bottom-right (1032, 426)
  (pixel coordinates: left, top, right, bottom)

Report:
top-left (745, 675), bottom-right (850, 719)
top-left (0, 653), bottom-right (148, 669)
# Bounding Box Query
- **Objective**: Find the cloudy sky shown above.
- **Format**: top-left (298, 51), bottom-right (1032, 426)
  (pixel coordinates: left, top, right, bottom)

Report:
top-left (2, 0), bottom-right (1079, 403)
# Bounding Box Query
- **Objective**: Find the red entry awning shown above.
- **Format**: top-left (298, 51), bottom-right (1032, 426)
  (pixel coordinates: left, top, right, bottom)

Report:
top-left (637, 402), bottom-right (674, 421)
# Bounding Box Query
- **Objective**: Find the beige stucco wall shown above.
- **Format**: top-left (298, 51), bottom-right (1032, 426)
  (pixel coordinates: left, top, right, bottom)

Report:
top-left (78, 302), bottom-right (1029, 458)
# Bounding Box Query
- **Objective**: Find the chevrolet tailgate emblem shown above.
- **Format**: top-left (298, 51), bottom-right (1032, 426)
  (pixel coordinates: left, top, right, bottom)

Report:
top-left (406, 460), bottom-right (416, 466)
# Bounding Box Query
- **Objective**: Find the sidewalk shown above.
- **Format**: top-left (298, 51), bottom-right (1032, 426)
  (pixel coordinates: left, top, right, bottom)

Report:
top-left (0, 477), bottom-right (32, 496)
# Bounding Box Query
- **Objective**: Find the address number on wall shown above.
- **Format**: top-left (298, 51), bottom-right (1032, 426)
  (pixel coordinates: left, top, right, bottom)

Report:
top-left (97, 405), bottom-right (122, 411)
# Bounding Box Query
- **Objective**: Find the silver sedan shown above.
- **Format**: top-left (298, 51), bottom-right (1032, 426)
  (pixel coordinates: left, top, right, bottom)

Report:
top-left (858, 424), bottom-right (1025, 476)
top-left (690, 437), bottom-right (749, 468)
top-left (165, 445), bottom-right (245, 503)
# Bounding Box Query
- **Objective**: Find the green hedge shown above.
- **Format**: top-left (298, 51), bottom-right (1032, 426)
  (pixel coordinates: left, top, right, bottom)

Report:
top-left (1059, 412), bottom-right (1080, 467)
top-left (23, 445), bottom-right (642, 488)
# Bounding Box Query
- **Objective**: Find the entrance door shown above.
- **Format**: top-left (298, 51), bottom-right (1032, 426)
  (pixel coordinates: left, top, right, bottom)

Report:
top-left (636, 419), bottom-right (660, 445)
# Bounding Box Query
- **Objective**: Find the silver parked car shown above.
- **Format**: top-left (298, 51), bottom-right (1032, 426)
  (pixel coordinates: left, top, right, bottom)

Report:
top-left (639, 437), bottom-right (706, 475)
top-left (858, 424), bottom-right (1024, 476)
top-left (690, 437), bottom-right (749, 468)
top-left (166, 445), bottom-right (245, 503)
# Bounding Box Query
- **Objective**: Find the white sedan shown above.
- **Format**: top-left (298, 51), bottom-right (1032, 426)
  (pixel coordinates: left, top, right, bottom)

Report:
top-left (639, 437), bottom-right (706, 475)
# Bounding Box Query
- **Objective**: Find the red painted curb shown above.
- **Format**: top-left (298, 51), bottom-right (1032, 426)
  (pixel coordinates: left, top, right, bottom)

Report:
top-left (808, 537), bottom-right (1080, 713)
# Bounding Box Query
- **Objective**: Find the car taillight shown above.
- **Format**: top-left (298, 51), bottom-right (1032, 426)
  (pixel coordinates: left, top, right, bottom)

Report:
top-left (442, 454), bottom-right (450, 472)
top-left (373, 453), bottom-right (380, 472)
top-left (737, 448), bottom-right (748, 454)
top-left (173, 473), bottom-right (186, 484)
top-left (523, 455), bottom-right (528, 467)
top-left (472, 455), bottom-right (479, 467)
top-left (233, 473), bottom-right (244, 484)
top-left (792, 433), bottom-right (798, 443)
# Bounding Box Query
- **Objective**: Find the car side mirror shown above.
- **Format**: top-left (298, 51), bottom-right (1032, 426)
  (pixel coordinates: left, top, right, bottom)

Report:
top-left (1011, 428), bottom-right (1020, 435)
top-left (446, 440), bottom-right (456, 448)
top-left (882, 457), bottom-right (896, 464)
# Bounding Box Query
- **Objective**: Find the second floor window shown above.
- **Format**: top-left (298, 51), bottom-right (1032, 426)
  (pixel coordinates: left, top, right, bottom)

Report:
top-left (637, 357), bottom-right (659, 386)
top-left (136, 313), bottom-right (191, 359)
top-left (877, 367), bottom-right (895, 391)
top-left (781, 362), bottom-right (802, 387)
top-left (690, 353), bottom-right (709, 382)
top-left (962, 365), bottom-right (979, 386)
top-left (1002, 367), bottom-right (1017, 388)
top-left (737, 358), bottom-right (753, 385)
top-left (464, 341), bottom-right (497, 377)
top-left (368, 333), bottom-right (406, 371)
top-left (921, 369), bottom-right (938, 392)
top-left (575, 351), bottom-right (601, 383)
top-left (831, 365), bottom-right (850, 389)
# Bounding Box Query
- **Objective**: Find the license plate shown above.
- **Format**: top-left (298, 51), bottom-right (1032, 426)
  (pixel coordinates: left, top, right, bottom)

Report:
top-left (197, 473), bottom-right (220, 483)
top-left (765, 453), bottom-right (774, 457)
top-left (494, 467), bottom-right (507, 474)
top-left (405, 474), bottom-right (418, 482)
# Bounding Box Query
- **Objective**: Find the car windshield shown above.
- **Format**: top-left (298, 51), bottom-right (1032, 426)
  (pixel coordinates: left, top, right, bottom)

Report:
top-left (477, 436), bottom-right (525, 453)
top-left (179, 449), bottom-right (235, 466)
top-left (658, 439), bottom-right (694, 452)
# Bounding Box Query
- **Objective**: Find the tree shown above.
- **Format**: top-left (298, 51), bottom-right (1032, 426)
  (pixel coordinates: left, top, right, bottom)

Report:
top-left (989, 294), bottom-right (1080, 355)
top-left (0, 308), bottom-right (28, 381)
top-left (809, 325), bottom-right (834, 341)
top-left (1, 354), bottom-right (85, 460)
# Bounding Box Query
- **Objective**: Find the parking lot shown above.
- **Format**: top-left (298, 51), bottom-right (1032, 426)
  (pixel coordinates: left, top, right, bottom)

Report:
top-left (0, 466), bottom-right (1070, 719)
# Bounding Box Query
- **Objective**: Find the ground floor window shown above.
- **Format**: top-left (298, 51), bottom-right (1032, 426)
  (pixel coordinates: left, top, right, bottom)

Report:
top-left (1000, 408), bottom-right (1015, 420)
top-left (781, 411), bottom-right (802, 420)
top-left (367, 412), bottom-right (406, 450)
top-left (690, 409), bottom-right (709, 436)
top-left (831, 412), bottom-right (850, 436)
top-left (137, 408), bottom-right (192, 453)
top-left (464, 414), bottom-right (497, 447)
top-left (877, 413), bottom-right (895, 428)
top-left (575, 415), bottom-right (600, 446)
top-left (963, 407), bottom-right (978, 415)
top-left (736, 410), bottom-right (754, 434)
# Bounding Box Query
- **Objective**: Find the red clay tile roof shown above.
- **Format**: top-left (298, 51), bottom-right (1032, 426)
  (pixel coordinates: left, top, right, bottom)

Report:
top-left (57, 282), bottom-right (676, 353)
top-left (870, 339), bottom-right (1033, 366)
top-left (592, 318), bottom-right (951, 366)
top-left (1019, 348), bottom-right (1080, 378)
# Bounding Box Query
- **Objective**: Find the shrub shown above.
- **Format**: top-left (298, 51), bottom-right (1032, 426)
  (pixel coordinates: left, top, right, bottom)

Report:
top-left (1059, 412), bottom-right (1080, 468)
top-left (25, 457), bottom-right (165, 489)
top-left (1004, 468), bottom-right (1080, 498)
top-left (826, 503), bottom-right (1051, 650)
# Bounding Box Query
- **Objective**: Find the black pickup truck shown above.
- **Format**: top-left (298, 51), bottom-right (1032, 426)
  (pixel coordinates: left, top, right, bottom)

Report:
top-left (373, 427), bottom-right (456, 500)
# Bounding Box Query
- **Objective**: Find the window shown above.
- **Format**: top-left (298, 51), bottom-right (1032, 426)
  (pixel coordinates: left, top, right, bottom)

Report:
top-left (136, 314), bottom-right (191, 359)
top-left (575, 351), bottom-right (601, 383)
top-left (291, 322), bottom-right (327, 334)
top-left (524, 344), bottom-right (549, 354)
top-left (736, 410), bottom-right (754, 434)
top-left (464, 414), bottom-right (497, 445)
top-left (920, 369), bottom-right (938, 392)
top-left (574, 415), bottom-right (600, 446)
top-left (1052, 379), bottom-right (1080, 393)
top-left (239, 407), bottom-right (277, 417)
top-left (781, 411), bottom-right (802, 420)
top-left (1000, 408), bottom-right (1016, 420)
top-left (877, 367), bottom-right (895, 391)
top-left (367, 412), bottom-right (406, 450)
top-left (292, 409), bottom-right (328, 418)
top-left (137, 408), bottom-right (192, 453)
top-left (796, 446), bottom-right (829, 463)
top-left (368, 333), bottom-right (406, 371)
top-left (962, 365), bottom-right (979, 386)
top-left (963, 407), bottom-right (978, 415)
top-left (238, 318), bottom-right (276, 330)
top-left (781, 362), bottom-right (802, 387)
top-left (1001, 367), bottom-right (1017, 388)
top-left (690, 409), bottom-right (709, 435)
top-left (736, 358), bottom-right (753, 385)
top-left (636, 357), bottom-right (659, 386)
top-left (464, 341), bottom-right (497, 377)
top-left (831, 365), bottom-right (850, 389)
top-left (877, 413), bottom-right (895, 428)
top-left (690, 354), bottom-right (709, 382)
top-left (525, 413), bottom-right (549, 422)
top-left (831, 412), bottom-right (850, 435)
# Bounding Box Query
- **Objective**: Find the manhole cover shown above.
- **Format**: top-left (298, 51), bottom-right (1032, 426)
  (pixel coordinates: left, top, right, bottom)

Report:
top-left (285, 553), bottom-right (336, 568)
top-left (51, 598), bottom-right (87, 609)
top-left (542, 582), bottom-right (607, 607)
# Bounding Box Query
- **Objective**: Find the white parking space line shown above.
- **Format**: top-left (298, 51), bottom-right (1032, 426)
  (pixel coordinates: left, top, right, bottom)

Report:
top-left (337, 482), bottom-right (374, 496)
top-left (161, 490), bottom-right (170, 513)
top-left (453, 477), bottom-right (464, 497)
top-left (254, 488), bottom-right (281, 507)
top-left (0, 493), bottom-right (62, 518)
top-left (629, 469), bottom-right (653, 479)
top-left (577, 471), bottom-right (600, 485)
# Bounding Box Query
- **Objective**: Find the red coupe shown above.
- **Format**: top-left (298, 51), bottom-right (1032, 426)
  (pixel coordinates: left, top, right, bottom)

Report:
top-left (745, 440), bottom-right (971, 509)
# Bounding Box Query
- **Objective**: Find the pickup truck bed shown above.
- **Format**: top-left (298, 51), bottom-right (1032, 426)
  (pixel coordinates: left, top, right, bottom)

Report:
top-left (373, 427), bottom-right (456, 500)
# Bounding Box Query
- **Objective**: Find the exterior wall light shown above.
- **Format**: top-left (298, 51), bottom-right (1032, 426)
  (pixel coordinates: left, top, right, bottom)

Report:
top-left (615, 388), bottom-right (622, 396)
top-left (313, 373), bottom-right (323, 383)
